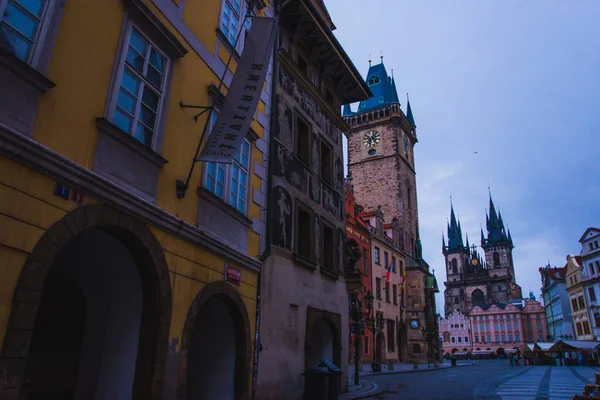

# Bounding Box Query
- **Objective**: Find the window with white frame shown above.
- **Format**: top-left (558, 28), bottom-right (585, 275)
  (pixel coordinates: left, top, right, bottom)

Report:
top-left (204, 110), bottom-right (251, 214)
top-left (111, 26), bottom-right (168, 147)
top-left (219, 0), bottom-right (251, 51)
top-left (0, 0), bottom-right (50, 63)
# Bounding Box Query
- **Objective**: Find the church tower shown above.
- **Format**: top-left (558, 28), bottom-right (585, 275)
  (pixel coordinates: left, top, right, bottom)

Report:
top-left (344, 59), bottom-right (418, 254)
top-left (442, 196), bottom-right (523, 317)
top-left (481, 193), bottom-right (522, 299)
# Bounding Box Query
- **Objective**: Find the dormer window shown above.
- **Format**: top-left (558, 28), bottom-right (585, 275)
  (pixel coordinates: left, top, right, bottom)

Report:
top-left (368, 76), bottom-right (380, 86)
top-left (379, 96), bottom-right (384, 103)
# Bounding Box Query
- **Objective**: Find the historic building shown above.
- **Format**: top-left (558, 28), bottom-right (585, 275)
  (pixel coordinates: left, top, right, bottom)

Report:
top-left (255, 0), bottom-right (370, 398)
top-left (565, 255), bottom-right (593, 340)
top-left (438, 311), bottom-right (472, 356)
top-left (579, 228), bottom-right (600, 339)
top-left (358, 206), bottom-right (406, 364)
top-left (469, 295), bottom-right (547, 355)
top-left (344, 180), bottom-right (373, 366)
top-left (443, 196), bottom-right (523, 317)
top-left (540, 263), bottom-right (575, 339)
top-left (0, 0), bottom-right (275, 398)
top-left (343, 59), bottom-right (439, 364)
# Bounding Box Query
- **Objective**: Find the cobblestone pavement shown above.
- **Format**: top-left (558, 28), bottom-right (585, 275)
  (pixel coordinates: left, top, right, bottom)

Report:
top-left (355, 360), bottom-right (600, 400)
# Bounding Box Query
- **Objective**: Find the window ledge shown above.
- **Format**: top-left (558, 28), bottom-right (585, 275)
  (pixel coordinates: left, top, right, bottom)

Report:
top-left (293, 253), bottom-right (317, 270)
top-left (196, 186), bottom-right (252, 227)
top-left (215, 28), bottom-right (241, 61)
top-left (96, 118), bottom-right (168, 167)
top-left (320, 267), bottom-right (339, 280)
top-left (0, 47), bottom-right (55, 92)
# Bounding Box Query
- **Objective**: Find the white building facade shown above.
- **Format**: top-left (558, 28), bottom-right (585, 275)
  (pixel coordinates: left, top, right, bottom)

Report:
top-left (579, 228), bottom-right (600, 340)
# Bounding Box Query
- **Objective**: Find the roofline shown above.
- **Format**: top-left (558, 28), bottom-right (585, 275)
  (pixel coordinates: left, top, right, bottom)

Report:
top-left (300, 0), bottom-right (371, 101)
top-left (579, 227), bottom-right (600, 243)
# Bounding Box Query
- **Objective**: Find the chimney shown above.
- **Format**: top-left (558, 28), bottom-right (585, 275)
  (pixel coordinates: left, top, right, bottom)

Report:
top-left (392, 217), bottom-right (401, 249)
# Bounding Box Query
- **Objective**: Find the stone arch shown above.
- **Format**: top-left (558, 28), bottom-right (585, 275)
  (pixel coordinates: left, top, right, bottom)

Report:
top-left (0, 203), bottom-right (172, 398)
top-left (178, 281), bottom-right (251, 400)
top-left (305, 308), bottom-right (341, 367)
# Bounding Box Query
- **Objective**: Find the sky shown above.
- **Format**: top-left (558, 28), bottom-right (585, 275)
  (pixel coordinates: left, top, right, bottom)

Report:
top-left (326, 0), bottom-right (600, 312)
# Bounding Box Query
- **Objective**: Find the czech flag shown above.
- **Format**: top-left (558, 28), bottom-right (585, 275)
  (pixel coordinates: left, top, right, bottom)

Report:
top-left (384, 261), bottom-right (393, 287)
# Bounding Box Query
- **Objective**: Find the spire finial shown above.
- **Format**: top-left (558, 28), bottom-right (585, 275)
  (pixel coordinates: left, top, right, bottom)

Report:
top-left (391, 68), bottom-right (394, 79)
top-left (369, 52), bottom-right (372, 66)
top-left (380, 49), bottom-right (383, 63)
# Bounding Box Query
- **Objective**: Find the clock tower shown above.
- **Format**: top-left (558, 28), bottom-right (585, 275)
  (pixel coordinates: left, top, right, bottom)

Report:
top-left (344, 60), bottom-right (441, 365)
top-left (343, 61), bottom-right (418, 254)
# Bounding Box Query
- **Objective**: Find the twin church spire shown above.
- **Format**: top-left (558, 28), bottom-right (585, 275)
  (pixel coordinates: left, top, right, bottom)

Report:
top-left (442, 192), bottom-right (513, 254)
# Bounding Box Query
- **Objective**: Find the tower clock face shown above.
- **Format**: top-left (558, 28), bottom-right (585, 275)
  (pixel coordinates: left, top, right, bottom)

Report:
top-left (363, 130), bottom-right (381, 148)
top-left (410, 319), bottom-right (420, 329)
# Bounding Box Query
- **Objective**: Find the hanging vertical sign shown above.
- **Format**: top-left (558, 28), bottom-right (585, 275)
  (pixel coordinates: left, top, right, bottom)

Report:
top-left (197, 17), bottom-right (276, 163)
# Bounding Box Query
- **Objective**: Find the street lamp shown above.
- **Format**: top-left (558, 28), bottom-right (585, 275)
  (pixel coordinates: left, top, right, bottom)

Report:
top-left (349, 291), bottom-right (374, 385)
top-left (421, 325), bottom-right (436, 367)
top-left (365, 311), bottom-right (385, 372)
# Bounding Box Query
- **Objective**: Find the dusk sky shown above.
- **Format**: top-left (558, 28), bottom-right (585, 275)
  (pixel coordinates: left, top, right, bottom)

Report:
top-left (329, 0), bottom-right (600, 311)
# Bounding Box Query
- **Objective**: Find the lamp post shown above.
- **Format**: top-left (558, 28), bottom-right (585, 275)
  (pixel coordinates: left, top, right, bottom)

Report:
top-left (349, 291), bottom-right (374, 385)
top-left (421, 325), bottom-right (436, 367)
top-left (366, 311), bottom-right (385, 372)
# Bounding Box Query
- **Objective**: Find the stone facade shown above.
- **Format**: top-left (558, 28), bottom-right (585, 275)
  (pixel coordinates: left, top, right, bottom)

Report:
top-left (256, 1), bottom-right (370, 398)
top-left (443, 199), bottom-right (523, 317)
top-left (540, 264), bottom-right (575, 339)
top-left (344, 62), bottom-right (438, 364)
top-left (565, 255), bottom-right (593, 340)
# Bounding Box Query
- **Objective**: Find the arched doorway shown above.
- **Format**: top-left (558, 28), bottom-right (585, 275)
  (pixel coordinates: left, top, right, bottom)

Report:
top-left (0, 204), bottom-right (172, 399)
top-left (375, 333), bottom-right (385, 363)
top-left (307, 319), bottom-right (335, 366)
top-left (179, 281), bottom-right (251, 400)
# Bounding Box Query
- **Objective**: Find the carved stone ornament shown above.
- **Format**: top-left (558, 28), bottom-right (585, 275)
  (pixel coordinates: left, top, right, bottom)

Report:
top-left (345, 238), bottom-right (362, 274)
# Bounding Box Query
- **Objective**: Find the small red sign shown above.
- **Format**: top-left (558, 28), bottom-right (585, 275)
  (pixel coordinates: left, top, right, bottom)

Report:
top-left (225, 265), bottom-right (241, 284)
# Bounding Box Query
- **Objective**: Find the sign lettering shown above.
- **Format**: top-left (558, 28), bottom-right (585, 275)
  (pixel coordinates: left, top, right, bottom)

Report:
top-left (198, 17), bottom-right (277, 162)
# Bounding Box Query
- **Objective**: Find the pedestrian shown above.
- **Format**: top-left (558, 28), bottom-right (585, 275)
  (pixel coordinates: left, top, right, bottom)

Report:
top-left (509, 353), bottom-right (514, 366)
top-left (578, 352), bottom-right (583, 366)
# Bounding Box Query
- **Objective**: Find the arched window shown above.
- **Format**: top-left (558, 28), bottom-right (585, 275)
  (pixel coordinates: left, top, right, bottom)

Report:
top-left (471, 289), bottom-right (485, 307)
top-left (452, 259), bottom-right (458, 274)
top-left (493, 252), bottom-right (500, 266)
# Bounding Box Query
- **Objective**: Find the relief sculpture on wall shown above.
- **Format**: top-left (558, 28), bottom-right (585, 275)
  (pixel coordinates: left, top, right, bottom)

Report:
top-left (276, 95), bottom-right (293, 148)
top-left (272, 186), bottom-right (293, 250)
top-left (322, 185), bottom-right (339, 220)
top-left (309, 172), bottom-right (321, 203)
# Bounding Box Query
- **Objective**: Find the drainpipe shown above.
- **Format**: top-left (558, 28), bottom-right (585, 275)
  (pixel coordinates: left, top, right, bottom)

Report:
top-left (252, 1), bottom-right (280, 399)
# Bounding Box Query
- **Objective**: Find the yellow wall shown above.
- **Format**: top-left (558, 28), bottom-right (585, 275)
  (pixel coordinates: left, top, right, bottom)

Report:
top-left (32, 0), bottom-right (265, 258)
top-left (1, 0), bottom-right (266, 390)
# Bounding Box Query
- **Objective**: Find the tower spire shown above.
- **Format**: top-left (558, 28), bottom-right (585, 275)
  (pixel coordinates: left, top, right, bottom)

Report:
top-left (447, 202), bottom-right (464, 250)
top-left (486, 189), bottom-right (508, 244)
top-left (368, 52), bottom-right (372, 67)
top-left (406, 93), bottom-right (416, 127)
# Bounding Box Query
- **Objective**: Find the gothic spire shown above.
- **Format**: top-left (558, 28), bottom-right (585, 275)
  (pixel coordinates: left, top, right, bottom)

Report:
top-left (342, 103), bottom-right (352, 117)
top-left (406, 93), bottom-right (416, 127)
top-left (442, 232), bottom-right (446, 252)
top-left (447, 203), bottom-right (464, 250)
top-left (465, 233), bottom-right (470, 250)
top-left (486, 191), bottom-right (508, 244)
top-left (480, 225), bottom-right (486, 247)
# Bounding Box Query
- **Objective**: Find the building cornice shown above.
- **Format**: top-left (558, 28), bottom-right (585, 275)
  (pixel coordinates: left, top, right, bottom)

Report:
top-left (0, 124), bottom-right (262, 273)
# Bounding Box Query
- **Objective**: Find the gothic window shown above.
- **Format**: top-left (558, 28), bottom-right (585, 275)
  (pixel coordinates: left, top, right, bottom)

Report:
top-left (493, 252), bottom-right (500, 266)
top-left (471, 289), bottom-right (485, 307)
top-left (454, 297), bottom-right (459, 304)
top-left (452, 259), bottom-right (458, 274)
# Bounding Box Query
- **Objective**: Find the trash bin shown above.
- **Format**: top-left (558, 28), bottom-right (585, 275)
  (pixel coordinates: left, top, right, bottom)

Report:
top-left (320, 359), bottom-right (342, 400)
top-left (304, 366), bottom-right (328, 400)
top-left (304, 359), bottom-right (342, 400)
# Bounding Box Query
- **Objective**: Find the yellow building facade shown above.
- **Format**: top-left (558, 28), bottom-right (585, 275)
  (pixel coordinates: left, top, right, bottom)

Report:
top-left (0, 0), bottom-right (273, 398)
top-left (566, 255), bottom-right (593, 340)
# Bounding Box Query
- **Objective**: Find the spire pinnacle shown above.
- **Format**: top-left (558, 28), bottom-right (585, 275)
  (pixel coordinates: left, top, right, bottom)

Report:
top-left (368, 52), bottom-right (372, 67)
top-left (380, 49), bottom-right (383, 63)
top-left (406, 93), bottom-right (416, 127)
